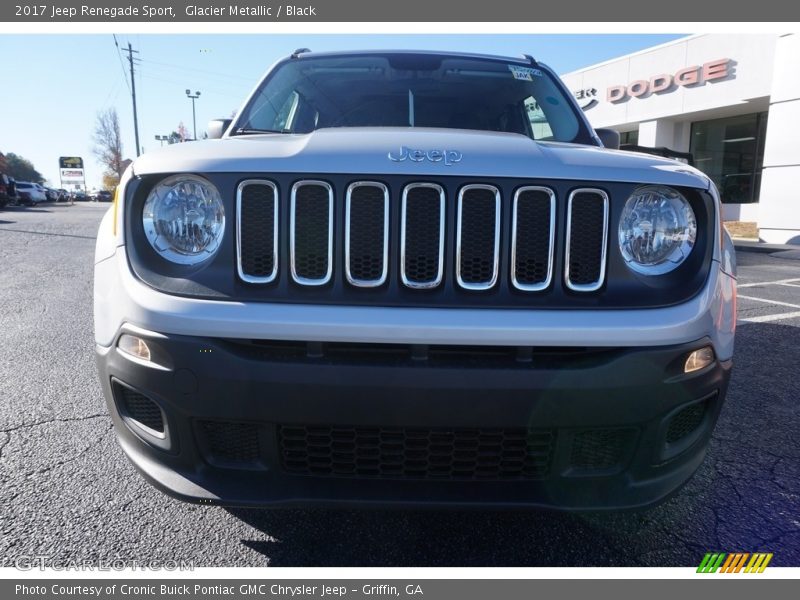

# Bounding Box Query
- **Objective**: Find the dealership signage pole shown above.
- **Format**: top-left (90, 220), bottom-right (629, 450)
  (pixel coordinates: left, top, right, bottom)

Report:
top-left (58, 156), bottom-right (85, 202)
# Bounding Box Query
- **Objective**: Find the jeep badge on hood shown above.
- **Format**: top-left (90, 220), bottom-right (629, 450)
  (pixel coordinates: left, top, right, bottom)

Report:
top-left (388, 146), bottom-right (463, 166)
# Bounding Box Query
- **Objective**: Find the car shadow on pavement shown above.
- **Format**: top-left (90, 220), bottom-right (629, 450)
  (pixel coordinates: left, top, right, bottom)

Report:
top-left (226, 321), bottom-right (800, 567)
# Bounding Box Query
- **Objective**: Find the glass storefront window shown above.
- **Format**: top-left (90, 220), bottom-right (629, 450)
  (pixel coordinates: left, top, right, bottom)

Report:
top-left (619, 130), bottom-right (639, 145)
top-left (690, 112), bottom-right (768, 204)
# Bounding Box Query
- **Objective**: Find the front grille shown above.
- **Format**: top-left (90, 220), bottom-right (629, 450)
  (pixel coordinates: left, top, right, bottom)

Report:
top-left (198, 420), bottom-right (261, 466)
top-left (291, 181), bottom-right (333, 285)
top-left (565, 189), bottom-right (608, 291)
top-left (235, 177), bottom-right (618, 298)
top-left (401, 183), bottom-right (445, 288)
top-left (457, 185), bottom-right (500, 289)
top-left (346, 182), bottom-right (389, 286)
top-left (569, 428), bottom-right (635, 471)
top-left (666, 400), bottom-right (708, 444)
top-left (279, 425), bottom-right (555, 480)
top-left (115, 383), bottom-right (164, 434)
top-left (237, 180), bottom-right (278, 283)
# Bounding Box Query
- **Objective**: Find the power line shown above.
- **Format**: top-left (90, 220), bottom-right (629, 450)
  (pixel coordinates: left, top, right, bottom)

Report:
top-left (112, 35), bottom-right (131, 95)
top-left (139, 73), bottom-right (246, 98)
top-left (137, 57), bottom-right (255, 82)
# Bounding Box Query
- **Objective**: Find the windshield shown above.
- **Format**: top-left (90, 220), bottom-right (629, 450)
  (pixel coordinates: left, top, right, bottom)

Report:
top-left (235, 54), bottom-right (587, 143)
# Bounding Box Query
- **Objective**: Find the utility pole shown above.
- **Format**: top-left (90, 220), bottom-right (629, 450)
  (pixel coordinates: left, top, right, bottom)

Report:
top-left (123, 43), bottom-right (141, 157)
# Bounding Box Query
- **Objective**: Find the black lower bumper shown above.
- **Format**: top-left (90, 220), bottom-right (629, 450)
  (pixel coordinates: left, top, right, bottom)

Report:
top-left (97, 332), bottom-right (731, 510)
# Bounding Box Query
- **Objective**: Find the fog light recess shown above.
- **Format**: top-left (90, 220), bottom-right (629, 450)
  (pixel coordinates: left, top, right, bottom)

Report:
top-left (684, 346), bottom-right (714, 373)
top-left (118, 334), bottom-right (152, 362)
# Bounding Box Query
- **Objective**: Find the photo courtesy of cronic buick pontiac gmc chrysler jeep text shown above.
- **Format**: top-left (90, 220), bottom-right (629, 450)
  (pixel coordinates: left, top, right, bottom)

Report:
top-left (93, 50), bottom-right (737, 510)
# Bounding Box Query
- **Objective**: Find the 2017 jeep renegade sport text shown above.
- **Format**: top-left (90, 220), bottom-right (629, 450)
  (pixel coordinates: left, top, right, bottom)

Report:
top-left (94, 50), bottom-right (737, 510)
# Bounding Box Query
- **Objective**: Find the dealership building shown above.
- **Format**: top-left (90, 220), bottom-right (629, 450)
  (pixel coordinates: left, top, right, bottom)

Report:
top-left (561, 33), bottom-right (800, 244)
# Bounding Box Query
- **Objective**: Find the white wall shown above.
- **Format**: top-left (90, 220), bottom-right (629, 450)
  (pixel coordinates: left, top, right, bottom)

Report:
top-left (758, 34), bottom-right (800, 244)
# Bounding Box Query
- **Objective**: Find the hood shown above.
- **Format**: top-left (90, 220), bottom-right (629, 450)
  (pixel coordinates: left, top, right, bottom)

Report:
top-left (133, 128), bottom-right (710, 189)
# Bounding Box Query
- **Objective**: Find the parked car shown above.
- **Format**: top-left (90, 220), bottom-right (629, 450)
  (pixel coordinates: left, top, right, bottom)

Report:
top-left (57, 189), bottom-right (70, 202)
top-left (71, 190), bottom-right (87, 201)
top-left (0, 174), bottom-right (15, 208)
top-left (96, 190), bottom-right (113, 202)
top-left (15, 181), bottom-right (47, 205)
top-left (44, 187), bottom-right (60, 202)
top-left (95, 49), bottom-right (737, 510)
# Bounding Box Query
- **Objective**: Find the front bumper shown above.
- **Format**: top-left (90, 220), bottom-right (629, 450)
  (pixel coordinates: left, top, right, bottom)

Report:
top-left (98, 330), bottom-right (731, 510)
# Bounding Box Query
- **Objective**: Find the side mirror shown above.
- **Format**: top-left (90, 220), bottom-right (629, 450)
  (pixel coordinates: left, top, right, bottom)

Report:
top-left (595, 128), bottom-right (620, 150)
top-left (207, 118), bottom-right (232, 139)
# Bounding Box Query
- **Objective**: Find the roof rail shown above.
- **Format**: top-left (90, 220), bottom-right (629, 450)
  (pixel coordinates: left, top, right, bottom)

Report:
top-left (523, 54), bottom-right (538, 67)
top-left (291, 48), bottom-right (312, 58)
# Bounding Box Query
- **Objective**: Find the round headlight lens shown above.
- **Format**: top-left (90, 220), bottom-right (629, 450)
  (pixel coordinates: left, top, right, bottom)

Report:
top-left (143, 174), bottom-right (225, 265)
top-left (618, 185), bottom-right (696, 275)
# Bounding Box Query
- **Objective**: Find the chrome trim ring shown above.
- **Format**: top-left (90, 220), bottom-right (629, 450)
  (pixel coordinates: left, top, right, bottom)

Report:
top-left (236, 179), bottom-right (279, 284)
top-left (290, 179), bottom-right (334, 286)
top-left (564, 188), bottom-right (609, 292)
top-left (345, 181), bottom-right (390, 288)
top-left (511, 186), bottom-right (556, 292)
top-left (400, 182), bottom-right (446, 289)
top-left (456, 184), bottom-right (501, 291)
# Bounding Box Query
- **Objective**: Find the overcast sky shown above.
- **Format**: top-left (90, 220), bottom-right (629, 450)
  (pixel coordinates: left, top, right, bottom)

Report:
top-left (0, 34), bottom-right (683, 188)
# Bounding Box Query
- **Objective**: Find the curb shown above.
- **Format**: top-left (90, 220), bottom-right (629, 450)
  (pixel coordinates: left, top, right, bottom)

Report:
top-left (733, 240), bottom-right (800, 254)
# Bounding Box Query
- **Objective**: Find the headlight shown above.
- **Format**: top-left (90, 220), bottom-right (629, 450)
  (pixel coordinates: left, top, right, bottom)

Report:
top-left (143, 174), bottom-right (225, 265)
top-left (618, 185), bottom-right (696, 275)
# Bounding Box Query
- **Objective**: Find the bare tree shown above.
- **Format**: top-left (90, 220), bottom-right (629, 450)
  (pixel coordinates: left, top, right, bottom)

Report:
top-left (92, 108), bottom-right (125, 184)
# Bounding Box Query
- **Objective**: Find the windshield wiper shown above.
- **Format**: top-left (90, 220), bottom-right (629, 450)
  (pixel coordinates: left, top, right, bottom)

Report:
top-left (232, 127), bottom-right (291, 136)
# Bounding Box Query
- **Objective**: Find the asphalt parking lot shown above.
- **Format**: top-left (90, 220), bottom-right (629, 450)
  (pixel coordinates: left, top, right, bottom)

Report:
top-left (0, 202), bottom-right (798, 567)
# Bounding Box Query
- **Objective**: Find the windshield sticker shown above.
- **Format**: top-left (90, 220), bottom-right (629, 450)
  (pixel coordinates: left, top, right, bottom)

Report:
top-left (508, 65), bottom-right (543, 81)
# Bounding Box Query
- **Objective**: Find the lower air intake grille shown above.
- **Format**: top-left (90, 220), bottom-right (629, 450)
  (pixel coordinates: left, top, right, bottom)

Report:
top-left (279, 425), bottom-right (555, 480)
top-left (116, 383), bottom-right (164, 433)
top-left (666, 400), bottom-right (708, 444)
top-left (198, 420), bottom-right (261, 466)
top-left (570, 428), bottom-right (635, 471)
top-left (566, 189), bottom-right (608, 291)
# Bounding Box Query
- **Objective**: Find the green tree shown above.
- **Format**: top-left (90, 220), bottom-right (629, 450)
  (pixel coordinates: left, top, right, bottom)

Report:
top-left (3, 152), bottom-right (44, 182)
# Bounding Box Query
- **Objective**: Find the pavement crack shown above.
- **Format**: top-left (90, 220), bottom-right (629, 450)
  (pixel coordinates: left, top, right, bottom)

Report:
top-left (0, 413), bottom-right (109, 434)
top-left (0, 432), bottom-right (10, 461)
top-left (24, 423), bottom-right (113, 478)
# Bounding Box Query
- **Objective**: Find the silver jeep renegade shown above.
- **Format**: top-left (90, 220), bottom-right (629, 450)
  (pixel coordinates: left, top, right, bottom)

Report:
top-left (94, 50), bottom-right (737, 509)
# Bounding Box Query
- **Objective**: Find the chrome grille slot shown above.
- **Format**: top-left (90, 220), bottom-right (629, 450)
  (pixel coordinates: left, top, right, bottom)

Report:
top-left (565, 188), bottom-right (608, 292)
top-left (237, 180), bottom-right (278, 283)
top-left (290, 180), bottom-right (333, 285)
top-left (456, 185), bottom-right (500, 290)
top-left (511, 186), bottom-right (555, 291)
top-left (345, 182), bottom-right (389, 287)
top-left (401, 183), bottom-right (445, 289)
